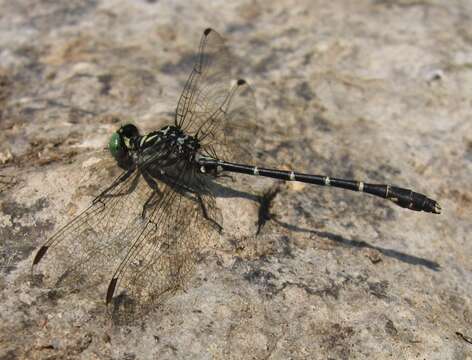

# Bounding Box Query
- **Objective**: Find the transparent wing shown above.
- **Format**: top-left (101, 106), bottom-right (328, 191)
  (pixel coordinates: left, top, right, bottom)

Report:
top-left (175, 28), bottom-right (231, 131)
top-left (32, 168), bottom-right (156, 298)
top-left (174, 28), bottom-right (258, 163)
top-left (106, 162), bottom-right (220, 322)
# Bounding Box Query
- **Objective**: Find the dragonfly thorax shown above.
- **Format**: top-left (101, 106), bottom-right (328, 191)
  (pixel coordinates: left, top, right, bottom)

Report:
top-left (137, 125), bottom-right (199, 154)
top-left (109, 123), bottom-right (201, 170)
top-left (136, 125), bottom-right (200, 162)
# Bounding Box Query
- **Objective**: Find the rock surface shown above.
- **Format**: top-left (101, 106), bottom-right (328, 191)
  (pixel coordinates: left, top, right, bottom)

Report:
top-left (1, 0), bottom-right (471, 359)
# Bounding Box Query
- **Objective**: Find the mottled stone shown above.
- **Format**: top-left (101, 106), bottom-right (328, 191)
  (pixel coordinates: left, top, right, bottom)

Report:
top-left (0, 0), bottom-right (471, 359)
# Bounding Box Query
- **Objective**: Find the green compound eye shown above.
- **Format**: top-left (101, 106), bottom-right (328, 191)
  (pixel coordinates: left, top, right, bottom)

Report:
top-left (108, 132), bottom-right (126, 161)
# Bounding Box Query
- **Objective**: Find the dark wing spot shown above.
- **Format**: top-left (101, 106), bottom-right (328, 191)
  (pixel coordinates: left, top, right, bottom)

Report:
top-left (33, 246), bottom-right (49, 266)
top-left (106, 277), bottom-right (118, 304)
top-left (204, 28), bottom-right (212, 36)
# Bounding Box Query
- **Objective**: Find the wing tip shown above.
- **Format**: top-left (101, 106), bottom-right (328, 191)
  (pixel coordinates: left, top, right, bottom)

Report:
top-left (32, 246), bottom-right (49, 266)
top-left (106, 277), bottom-right (118, 304)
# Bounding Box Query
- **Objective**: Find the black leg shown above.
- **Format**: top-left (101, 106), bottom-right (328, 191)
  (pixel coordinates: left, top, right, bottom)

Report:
top-left (197, 194), bottom-right (223, 233)
top-left (141, 170), bottom-right (162, 219)
top-left (153, 171), bottom-right (223, 232)
top-left (93, 168), bottom-right (137, 203)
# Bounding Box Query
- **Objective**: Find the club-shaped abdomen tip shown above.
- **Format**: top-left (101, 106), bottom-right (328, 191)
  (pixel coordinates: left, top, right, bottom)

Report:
top-left (416, 196), bottom-right (442, 214)
top-left (106, 278), bottom-right (118, 304)
top-left (421, 199), bottom-right (441, 214)
top-left (421, 195), bottom-right (441, 214)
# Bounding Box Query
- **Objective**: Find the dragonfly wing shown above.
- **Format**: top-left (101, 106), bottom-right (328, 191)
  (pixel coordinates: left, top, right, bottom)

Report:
top-left (106, 161), bottom-right (219, 322)
top-left (174, 28), bottom-right (258, 164)
top-left (32, 169), bottom-right (157, 298)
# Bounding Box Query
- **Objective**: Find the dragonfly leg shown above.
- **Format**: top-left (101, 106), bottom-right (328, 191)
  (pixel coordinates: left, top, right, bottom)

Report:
top-left (94, 168), bottom-right (137, 203)
top-left (153, 171), bottom-right (222, 232)
top-left (197, 193), bottom-right (222, 233)
top-left (141, 170), bottom-right (162, 219)
top-left (141, 192), bottom-right (159, 219)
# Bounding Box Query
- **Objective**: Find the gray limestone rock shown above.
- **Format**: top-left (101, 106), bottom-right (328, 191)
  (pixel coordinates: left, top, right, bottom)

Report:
top-left (0, 0), bottom-right (471, 359)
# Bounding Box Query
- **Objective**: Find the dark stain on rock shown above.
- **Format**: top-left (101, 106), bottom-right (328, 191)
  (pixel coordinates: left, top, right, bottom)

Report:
top-left (271, 277), bottom-right (343, 299)
top-left (279, 235), bottom-right (294, 258)
top-left (11, 46), bottom-right (45, 87)
top-left (303, 52), bottom-right (314, 66)
top-left (0, 71), bottom-right (13, 122)
top-left (295, 81), bottom-right (315, 102)
top-left (243, 268), bottom-right (278, 294)
top-left (160, 53), bottom-right (199, 76)
top-left (254, 53), bottom-right (278, 74)
top-left (244, 268), bottom-right (276, 285)
top-left (0, 175), bottom-right (17, 194)
top-left (0, 72), bottom-right (13, 103)
top-left (0, 349), bottom-right (18, 360)
top-left (465, 139), bottom-right (472, 163)
top-left (76, 332), bottom-right (93, 353)
top-left (29, 0), bottom-right (98, 30)
top-left (14, 136), bottom-right (80, 167)
top-left (134, 69), bottom-right (157, 87)
top-left (366, 163), bottom-right (402, 179)
top-left (123, 352), bottom-right (137, 360)
top-left (368, 280), bottom-right (389, 299)
top-left (46, 289), bottom-right (65, 304)
top-left (226, 22), bottom-right (256, 34)
top-left (264, 138), bottom-right (312, 162)
top-left (321, 323), bottom-right (354, 360)
top-left (373, 0), bottom-right (430, 9)
top-left (385, 319), bottom-right (398, 337)
top-left (97, 74), bottom-right (113, 95)
top-left (0, 198), bottom-right (53, 273)
top-left (2, 197), bottom-right (46, 219)
top-left (313, 114), bottom-right (332, 133)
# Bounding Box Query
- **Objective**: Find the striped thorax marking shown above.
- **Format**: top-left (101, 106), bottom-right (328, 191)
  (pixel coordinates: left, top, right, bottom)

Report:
top-left (177, 135), bottom-right (188, 145)
top-left (123, 137), bottom-right (132, 149)
top-left (140, 134), bottom-right (159, 147)
top-left (139, 136), bottom-right (146, 147)
top-left (358, 181), bottom-right (364, 192)
top-left (324, 176), bottom-right (331, 186)
top-left (289, 171), bottom-right (295, 180)
top-left (253, 166), bottom-right (259, 175)
top-left (160, 126), bottom-right (170, 135)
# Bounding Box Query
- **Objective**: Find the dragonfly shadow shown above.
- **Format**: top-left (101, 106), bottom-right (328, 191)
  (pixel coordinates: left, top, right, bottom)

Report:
top-left (208, 180), bottom-right (261, 202)
top-left (274, 220), bottom-right (441, 272)
top-left (205, 180), bottom-right (440, 271)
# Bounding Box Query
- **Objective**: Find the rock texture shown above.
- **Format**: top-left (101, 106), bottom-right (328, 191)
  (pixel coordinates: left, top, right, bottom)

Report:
top-left (1, 0), bottom-right (471, 359)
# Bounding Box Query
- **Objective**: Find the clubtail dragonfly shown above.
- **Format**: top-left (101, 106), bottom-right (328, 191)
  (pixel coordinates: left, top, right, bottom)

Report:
top-left (32, 28), bottom-right (440, 318)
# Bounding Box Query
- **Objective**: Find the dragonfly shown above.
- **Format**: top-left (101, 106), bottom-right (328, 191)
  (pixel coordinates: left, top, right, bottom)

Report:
top-left (32, 28), bottom-right (441, 319)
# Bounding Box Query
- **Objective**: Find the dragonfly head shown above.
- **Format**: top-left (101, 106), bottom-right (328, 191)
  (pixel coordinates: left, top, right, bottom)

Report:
top-left (108, 124), bottom-right (140, 168)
